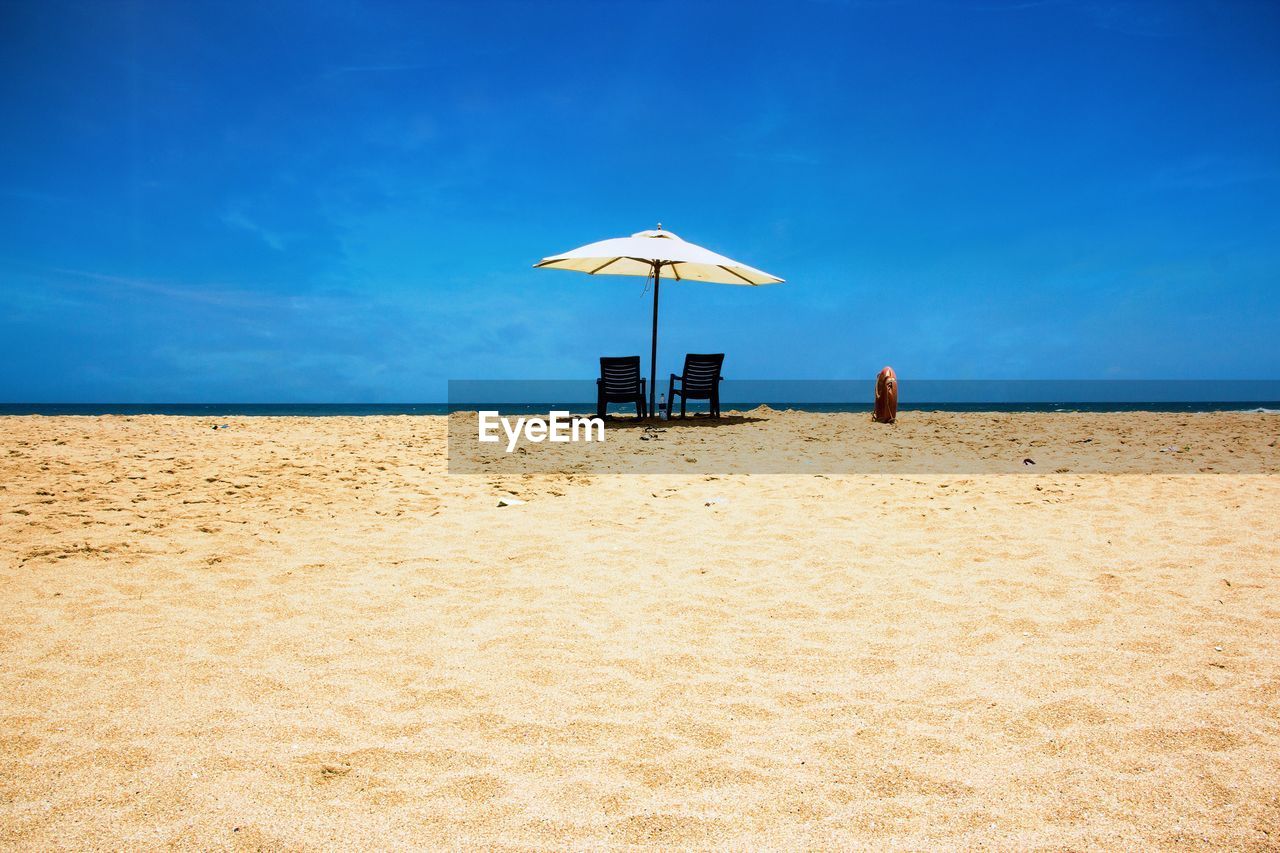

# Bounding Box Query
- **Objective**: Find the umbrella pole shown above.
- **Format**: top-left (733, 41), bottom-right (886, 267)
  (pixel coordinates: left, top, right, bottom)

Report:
top-left (649, 262), bottom-right (660, 419)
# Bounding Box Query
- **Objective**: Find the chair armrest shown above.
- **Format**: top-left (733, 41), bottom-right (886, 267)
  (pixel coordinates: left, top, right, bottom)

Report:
top-left (639, 378), bottom-right (647, 390)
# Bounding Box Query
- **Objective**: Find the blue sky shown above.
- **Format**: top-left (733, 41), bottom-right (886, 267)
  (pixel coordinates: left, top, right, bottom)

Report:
top-left (1, 0), bottom-right (1278, 401)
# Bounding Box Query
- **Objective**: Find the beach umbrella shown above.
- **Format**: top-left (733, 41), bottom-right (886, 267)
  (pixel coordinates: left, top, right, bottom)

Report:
top-left (534, 225), bottom-right (783, 417)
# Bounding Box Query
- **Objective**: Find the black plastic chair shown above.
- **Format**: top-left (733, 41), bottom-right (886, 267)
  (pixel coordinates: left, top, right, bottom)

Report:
top-left (668, 353), bottom-right (725, 418)
top-left (597, 356), bottom-right (647, 419)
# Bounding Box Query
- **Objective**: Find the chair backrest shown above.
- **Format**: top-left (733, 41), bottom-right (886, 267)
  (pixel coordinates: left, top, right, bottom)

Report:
top-left (600, 356), bottom-right (642, 395)
top-left (680, 353), bottom-right (724, 394)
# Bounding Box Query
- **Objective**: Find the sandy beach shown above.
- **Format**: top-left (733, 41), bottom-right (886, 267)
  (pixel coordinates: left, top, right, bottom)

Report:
top-left (2, 412), bottom-right (1278, 849)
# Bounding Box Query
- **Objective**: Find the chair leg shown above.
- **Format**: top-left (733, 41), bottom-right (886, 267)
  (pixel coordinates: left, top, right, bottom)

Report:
top-left (681, 397), bottom-right (687, 418)
top-left (597, 390), bottom-right (606, 420)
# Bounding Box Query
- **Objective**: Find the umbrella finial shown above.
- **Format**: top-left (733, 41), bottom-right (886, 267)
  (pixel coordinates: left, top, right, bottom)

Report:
top-left (657, 222), bottom-right (662, 231)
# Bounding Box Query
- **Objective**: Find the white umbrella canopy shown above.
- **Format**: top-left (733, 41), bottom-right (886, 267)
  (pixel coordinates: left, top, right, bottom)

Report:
top-left (535, 228), bottom-right (784, 286)
top-left (534, 226), bottom-right (783, 417)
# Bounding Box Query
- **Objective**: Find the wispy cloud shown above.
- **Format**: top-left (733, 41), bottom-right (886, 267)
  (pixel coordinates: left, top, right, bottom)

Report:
top-left (735, 149), bottom-right (822, 166)
top-left (803, 0), bottom-right (912, 6)
top-left (322, 63), bottom-right (432, 76)
top-left (972, 0), bottom-right (1189, 36)
top-left (46, 267), bottom-right (283, 310)
top-left (972, 0), bottom-right (1064, 10)
top-left (0, 188), bottom-right (75, 206)
top-left (1083, 1), bottom-right (1187, 37)
top-left (221, 210), bottom-right (287, 251)
top-left (319, 44), bottom-right (511, 80)
top-left (1153, 156), bottom-right (1280, 191)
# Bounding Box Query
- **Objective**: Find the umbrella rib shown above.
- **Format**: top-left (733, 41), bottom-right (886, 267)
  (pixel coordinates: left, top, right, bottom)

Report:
top-left (718, 265), bottom-right (757, 285)
top-left (588, 257), bottom-right (623, 275)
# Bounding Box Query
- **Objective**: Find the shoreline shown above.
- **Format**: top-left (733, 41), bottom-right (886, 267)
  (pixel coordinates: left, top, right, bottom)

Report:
top-left (4, 402), bottom-right (1280, 417)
